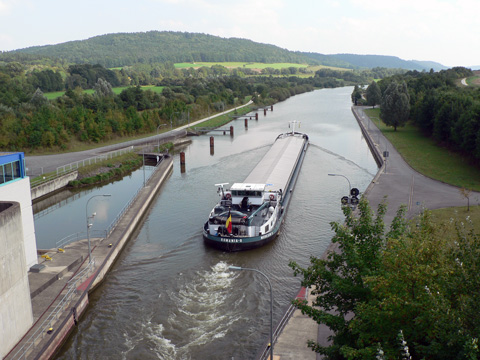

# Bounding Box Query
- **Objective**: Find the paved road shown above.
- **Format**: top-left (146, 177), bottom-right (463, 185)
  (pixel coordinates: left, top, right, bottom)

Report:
top-left (25, 101), bottom-right (253, 176)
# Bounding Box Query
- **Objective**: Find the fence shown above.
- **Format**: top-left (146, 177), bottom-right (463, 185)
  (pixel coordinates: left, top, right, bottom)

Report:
top-left (56, 146), bottom-right (135, 176)
top-left (55, 230), bottom-right (107, 250)
top-left (105, 157), bottom-right (163, 236)
top-left (10, 157), bottom-right (166, 359)
top-left (10, 260), bottom-right (96, 360)
top-left (257, 287), bottom-right (308, 360)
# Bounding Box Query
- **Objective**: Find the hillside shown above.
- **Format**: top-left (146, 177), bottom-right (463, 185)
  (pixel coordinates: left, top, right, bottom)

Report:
top-left (6, 31), bottom-right (318, 68)
top-left (1, 31), bottom-right (449, 71)
top-left (326, 53), bottom-right (447, 71)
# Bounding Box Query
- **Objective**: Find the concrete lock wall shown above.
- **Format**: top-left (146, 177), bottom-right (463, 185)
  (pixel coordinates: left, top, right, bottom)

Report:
top-left (31, 171), bottom-right (78, 201)
top-left (0, 202), bottom-right (34, 359)
top-left (0, 177), bottom-right (38, 270)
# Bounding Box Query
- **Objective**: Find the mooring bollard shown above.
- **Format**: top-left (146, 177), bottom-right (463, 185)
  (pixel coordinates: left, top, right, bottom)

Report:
top-left (245, 118), bottom-right (248, 128)
top-left (264, 108), bottom-right (267, 116)
top-left (255, 112), bottom-right (258, 120)
top-left (210, 136), bottom-right (214, 147)
top-left (230, 126), bottom-right (234, 137)
top-left (271, 105), bottom-right (273, 111)
top-left (180, 152), bottom-right (185, 165)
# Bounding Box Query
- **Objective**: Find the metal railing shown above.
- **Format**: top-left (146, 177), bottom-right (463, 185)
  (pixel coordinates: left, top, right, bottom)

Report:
top-left (55, 230), bottom-right (107, 250)
top-left (30, 169), bottom-right (76, 188)
top-left (257, 287), bottom-right (309, 360)
top-left (105, 160), bottom-right (161, 236)
top-left (56, 146), bottom-right (135, 176)
top-left (10, 159), bottom-right (165, 359)
top-left (10, 260), bottom-right (96, 360)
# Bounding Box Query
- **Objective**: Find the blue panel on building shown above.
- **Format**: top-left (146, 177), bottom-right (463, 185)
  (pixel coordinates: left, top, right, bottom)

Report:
top-left (0, 152), bottom-right (25, 185)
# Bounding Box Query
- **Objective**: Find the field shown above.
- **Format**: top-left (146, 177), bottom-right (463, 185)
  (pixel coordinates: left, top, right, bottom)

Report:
top-left (174, 62), bottom-right (308, 70)
top-left (364, 108), bottom-right (480, 191)
top-left (466, 70), bottom-right (480, 86)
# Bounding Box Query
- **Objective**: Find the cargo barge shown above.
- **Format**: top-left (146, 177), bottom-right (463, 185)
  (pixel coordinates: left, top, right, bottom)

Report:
top-left (203, 122), bottom-right (309, 251)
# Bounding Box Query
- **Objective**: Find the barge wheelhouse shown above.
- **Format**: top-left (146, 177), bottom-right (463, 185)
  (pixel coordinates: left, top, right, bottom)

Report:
top-left (203, 123), bottom-right (309, 251)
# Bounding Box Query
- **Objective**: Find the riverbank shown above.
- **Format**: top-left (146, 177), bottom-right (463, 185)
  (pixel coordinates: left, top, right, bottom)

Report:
top-left (271, 105), bottom-right (480, 359)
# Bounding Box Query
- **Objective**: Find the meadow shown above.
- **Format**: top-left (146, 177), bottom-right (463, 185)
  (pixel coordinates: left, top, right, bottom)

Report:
top-left (364, 108), bottom-right (480, 192)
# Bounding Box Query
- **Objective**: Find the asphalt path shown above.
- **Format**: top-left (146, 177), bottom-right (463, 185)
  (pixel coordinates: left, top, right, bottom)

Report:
top-left (25, 101), bottom-right (253, 176)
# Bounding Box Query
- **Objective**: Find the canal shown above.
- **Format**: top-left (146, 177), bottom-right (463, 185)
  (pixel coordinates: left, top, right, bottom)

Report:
top-left (35, 87), bottom-right (378, 359)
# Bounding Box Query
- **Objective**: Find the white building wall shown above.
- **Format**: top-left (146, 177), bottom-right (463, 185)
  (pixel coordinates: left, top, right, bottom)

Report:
top-left (0, 202), bottom-right (33, 358)
top-left (0, 177), bottom-right (37, 270)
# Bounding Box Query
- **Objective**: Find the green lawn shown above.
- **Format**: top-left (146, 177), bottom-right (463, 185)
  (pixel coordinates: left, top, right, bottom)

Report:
top-left (364, 108), bottom-right (480, 191)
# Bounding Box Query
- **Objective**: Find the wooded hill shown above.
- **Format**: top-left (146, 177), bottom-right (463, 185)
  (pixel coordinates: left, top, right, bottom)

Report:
top-left (4, 31), bottom-right (317, 68)
top-left (1, 31), bottom-right (448, 71)
top-left (327, 53), bottom-right (448, 71)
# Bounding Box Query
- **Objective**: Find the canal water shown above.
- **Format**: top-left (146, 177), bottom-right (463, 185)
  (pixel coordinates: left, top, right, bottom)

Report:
top-left (37, 87), bottom-right (378, 359)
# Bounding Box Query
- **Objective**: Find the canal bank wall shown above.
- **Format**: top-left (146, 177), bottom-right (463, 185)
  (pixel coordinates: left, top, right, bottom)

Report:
top-left (30, 171), bottom-right (78, 201)
top-left (41, 157), bottom-right (173, 360)
top-left (351, 107), bottom-right (383, 169)
top-left (272, 106), bottom-right (386, 360)
top-left (6, 157), bottom-right (173, 360)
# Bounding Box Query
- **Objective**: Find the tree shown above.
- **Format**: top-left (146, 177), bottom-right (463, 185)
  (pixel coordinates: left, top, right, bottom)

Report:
top-left (351, 85), bottom-right (363, 105)
top-left (380, 81), bottom-right (410, 131)
top-left (30, 88), bottom-right (48, 108)
top-left (366, 81), bottom-right (381, 108)
top-left (289, 197), bottom-right (399, 358)
top-left (94, 78), bottom-right (114, 98)
top-left (459, 187), bottom-right (472, 211)
top-left (290, 199), bottom-right (480, 359)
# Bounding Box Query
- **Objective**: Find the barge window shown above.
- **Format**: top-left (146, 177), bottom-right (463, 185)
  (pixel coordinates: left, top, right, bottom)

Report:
top-left (232, 190), bottom-right (262, 197)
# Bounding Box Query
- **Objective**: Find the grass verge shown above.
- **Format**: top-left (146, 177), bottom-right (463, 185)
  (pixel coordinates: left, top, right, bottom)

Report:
top-left (430, 204), bottom-right (480, 236)
top-left (191, 104), bottom-right (255, 129)
top-left (364, 108), bottom-right (480, 192)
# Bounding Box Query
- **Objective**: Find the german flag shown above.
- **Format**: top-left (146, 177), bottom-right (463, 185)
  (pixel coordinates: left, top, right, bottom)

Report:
top-left (226, 211), bottom-right (232, 234)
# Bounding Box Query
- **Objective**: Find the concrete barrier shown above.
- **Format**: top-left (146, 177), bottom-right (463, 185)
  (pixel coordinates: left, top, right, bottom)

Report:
top-left (25, 158), bottom-right (174, 360)
top-left (31, 171), bottom-right (78, 201)
top-left (351, 107), bottom-right (383, 168)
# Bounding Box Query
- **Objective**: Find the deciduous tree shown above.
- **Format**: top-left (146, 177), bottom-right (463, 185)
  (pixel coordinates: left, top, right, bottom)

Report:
top-left (366, 81), bottom-right (381, 108)
top-left (380, 81), bottom-right (410, 131)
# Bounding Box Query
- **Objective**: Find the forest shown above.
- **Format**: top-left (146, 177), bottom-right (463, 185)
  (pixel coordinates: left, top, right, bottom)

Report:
top-left (361, 67), bottom-right (480, 163)
top-left (0, 31), bottom-right (317, 68)
top-left (0, 55), bottom-right (405, 152)
top-left (1, 31), bottom-right (445, 71)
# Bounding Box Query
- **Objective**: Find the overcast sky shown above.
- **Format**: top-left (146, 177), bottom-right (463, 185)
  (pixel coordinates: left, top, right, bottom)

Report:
top-left (0, 0), bottom-right (477, 68)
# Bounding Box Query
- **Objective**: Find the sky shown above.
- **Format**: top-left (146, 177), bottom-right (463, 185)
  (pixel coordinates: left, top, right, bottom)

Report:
top-left (0, 0), bottom-right (478, 68)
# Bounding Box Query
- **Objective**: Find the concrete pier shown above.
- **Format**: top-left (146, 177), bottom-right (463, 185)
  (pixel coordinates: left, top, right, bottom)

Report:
top-left (5, 157), bottom-right (173, 360)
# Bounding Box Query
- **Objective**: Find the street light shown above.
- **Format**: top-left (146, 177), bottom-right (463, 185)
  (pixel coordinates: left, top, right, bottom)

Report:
top-left (86, 194), bottom-right (111, 264)
top-left (229, 266), bottom-right (273, 360)
top-left (328, 173), bottom-right (351, 194)
top-left (156, 124), bottom-right (167, 152)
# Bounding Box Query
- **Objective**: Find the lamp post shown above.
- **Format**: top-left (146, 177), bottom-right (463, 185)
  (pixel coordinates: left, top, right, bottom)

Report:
top-left (156, 124), bottom-right (166, 152)
top-left (86, 194), bottom-right (111, 264)
top-left (328, 173), bottom-right (351, 194)
top-left (229, 266), bottom-right (273, 360)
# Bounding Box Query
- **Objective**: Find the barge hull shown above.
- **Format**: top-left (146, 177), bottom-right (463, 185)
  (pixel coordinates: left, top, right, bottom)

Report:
top-left (203, 132), bottom-right (308, 251)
